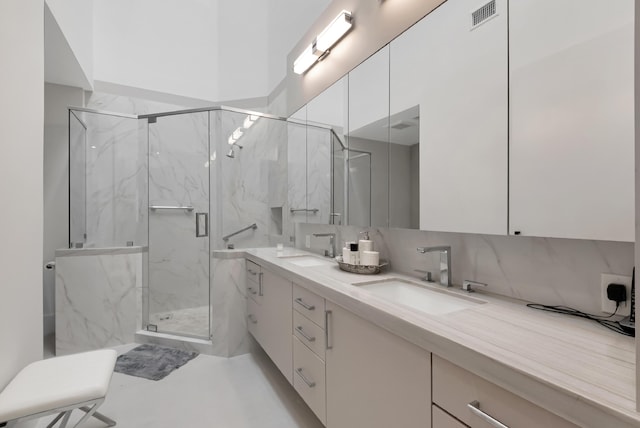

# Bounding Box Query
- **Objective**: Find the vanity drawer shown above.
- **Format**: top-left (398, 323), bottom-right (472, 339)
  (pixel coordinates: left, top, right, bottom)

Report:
top-left (246, 260), bottom-right (261, 284)
top-left (293, 284), bottom-right (325, 327)
top-left (433, 405), bottom-right (468, 428)
top-left (246, 260), bottom-right (263, 304)
top-left (293, 310), bottom-right (325, 361)
top-left (247, 296), bottom-right (261, 339)
top-left (432, 355), bottom-right (578, 428)
top-left (293, 336), bottom-right (326, 425)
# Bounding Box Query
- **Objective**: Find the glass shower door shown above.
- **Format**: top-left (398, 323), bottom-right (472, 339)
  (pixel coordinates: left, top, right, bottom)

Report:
top-left (147, 112), bottom-right (211, 339)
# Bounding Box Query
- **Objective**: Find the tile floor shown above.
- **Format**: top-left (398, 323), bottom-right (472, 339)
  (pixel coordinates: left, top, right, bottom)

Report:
top-left (29, 343), bottom-right (323, 428)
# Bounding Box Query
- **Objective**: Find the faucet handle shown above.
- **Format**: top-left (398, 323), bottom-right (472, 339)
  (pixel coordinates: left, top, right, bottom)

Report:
top-left (414, 269), bottom-right (432, 282)
top-left (462, 280), bottom-right (487, 293)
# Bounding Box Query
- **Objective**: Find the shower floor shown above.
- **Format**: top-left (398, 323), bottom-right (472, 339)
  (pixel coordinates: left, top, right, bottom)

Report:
top-left (149, 305), bottom-right (210, 338)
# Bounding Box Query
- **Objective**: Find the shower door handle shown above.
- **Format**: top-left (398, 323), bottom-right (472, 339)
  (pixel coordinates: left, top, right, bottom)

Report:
top-left (196, 212), bottom-right (208, 237)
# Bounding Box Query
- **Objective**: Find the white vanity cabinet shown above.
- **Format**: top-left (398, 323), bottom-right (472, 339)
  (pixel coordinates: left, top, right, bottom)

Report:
top-left (509, 0), bottom-right (634, 241)
top-left (246, 265), bottom-right (293, 384)
top-left (432, 355), bottom-right (578, 428)
top-left (325, 302), bottom-right (431, 428)
top-left (399, 0), bottom-right (508, 235)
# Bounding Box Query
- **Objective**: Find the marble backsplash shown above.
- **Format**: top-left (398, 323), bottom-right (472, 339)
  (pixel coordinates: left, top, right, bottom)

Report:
top-left (296, 223), bottom-right (634, 315)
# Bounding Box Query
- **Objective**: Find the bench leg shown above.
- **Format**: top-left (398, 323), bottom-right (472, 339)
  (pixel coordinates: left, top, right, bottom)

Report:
top-left (45, 412), bottom-right (66, 428)
top-left (78, 405), bottom-right (116, 427)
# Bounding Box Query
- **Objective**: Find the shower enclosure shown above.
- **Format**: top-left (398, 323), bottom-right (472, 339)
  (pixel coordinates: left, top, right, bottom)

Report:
top-left (68, 105), bottom-right (333, 343)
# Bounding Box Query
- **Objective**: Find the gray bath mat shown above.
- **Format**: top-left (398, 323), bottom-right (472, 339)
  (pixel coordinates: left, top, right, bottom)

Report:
top-left (115, 344), bottom-right (198, 381)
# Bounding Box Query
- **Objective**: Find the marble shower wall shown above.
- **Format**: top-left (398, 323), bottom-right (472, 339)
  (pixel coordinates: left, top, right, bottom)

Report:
top-left (147, 112), bottom-right (211, 328)
top-left (215, 111), bottom-right (289, 249)
top-left (55, 247), bottom-right (144, 355)
top-left (70, 111), bottom-right (147, 248)
top-left (306, 126), bottom-right (332, 225)
top-left (296, 223), bottom-right (634, 315)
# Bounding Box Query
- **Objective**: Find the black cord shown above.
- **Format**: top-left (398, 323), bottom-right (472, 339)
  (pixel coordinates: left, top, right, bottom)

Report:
top-left (526, 302), bottom-right (633, 337)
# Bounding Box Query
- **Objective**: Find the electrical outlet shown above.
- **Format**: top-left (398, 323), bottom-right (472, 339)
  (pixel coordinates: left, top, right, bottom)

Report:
top-left (600, 273), bottom-right (632, 316)
top-left (305, 235), bottom-right (311, 248)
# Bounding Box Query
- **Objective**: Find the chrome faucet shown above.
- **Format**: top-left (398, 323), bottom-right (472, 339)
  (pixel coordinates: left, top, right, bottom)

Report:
top-left (416, 246), bottom-right (451, 287)
top-left (313, 233), bottom-right (336, 258)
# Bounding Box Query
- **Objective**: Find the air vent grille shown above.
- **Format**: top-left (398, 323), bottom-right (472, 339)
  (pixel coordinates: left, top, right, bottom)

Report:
top-left (472, 0), bottom-right (496, 28)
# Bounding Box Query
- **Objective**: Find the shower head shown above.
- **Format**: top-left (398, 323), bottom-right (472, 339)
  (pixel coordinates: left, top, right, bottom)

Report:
top-left (226, 148), bottom-right (235, 158)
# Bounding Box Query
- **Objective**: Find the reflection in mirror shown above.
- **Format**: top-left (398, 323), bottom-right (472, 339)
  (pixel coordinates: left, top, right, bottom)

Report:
top-left (347, 46), bottom-right (390, 227)
top-left (307, 76), bottom-right (349, 226)
top-left (388, 105), bottom-right (419, 229)
top-left (287, 105), bottom-right (307, 242)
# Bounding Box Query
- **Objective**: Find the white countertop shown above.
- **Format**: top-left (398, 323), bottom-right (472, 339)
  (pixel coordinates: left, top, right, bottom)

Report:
top-left (238, 247), bottom-right (638, 428)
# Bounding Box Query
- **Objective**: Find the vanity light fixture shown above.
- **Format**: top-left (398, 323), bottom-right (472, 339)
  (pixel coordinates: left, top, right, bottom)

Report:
top-left (316, 11), bottom-right (353, 52)
top-left (293, 43), bottom-right (323, 75)
top-left (293, 10), bottom-right (353, 75)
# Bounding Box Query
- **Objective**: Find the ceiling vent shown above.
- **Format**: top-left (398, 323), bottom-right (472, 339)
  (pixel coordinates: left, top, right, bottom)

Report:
top-left (471, 0), bottom-right (497, 29)
top-left (388, 121), bottom-right (414, 130)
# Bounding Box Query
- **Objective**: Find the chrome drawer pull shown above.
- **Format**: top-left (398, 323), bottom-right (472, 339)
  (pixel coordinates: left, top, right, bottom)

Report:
top-left (248, 314), bottom-right (258, 324)
top-left (296, 368), bottom-right (316, 388)
top-left (295, 297), bottom-right (315, 311)
top-left (325, 310), bottom-right (332, 350)
top-left (247, 269), bottom-right (257, 276)
top-left (295, 326), bottom-right (316, 342)
top-left (467, 401), bottom-right (509, 428)
top-left (247, 287), bottom-right (257, 295)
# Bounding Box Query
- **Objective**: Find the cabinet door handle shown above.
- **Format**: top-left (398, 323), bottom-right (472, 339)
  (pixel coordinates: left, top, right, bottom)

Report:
top-left (247, 286), bottom-right (257, 295)
top-left (296, 368), bottom-right (316, 388)
top-left (325, 310), bottom-right (332, 349)
top-left (467, 401), bottom-right (509, 428)
top-left (247, 268), bottom-right (257, 276)
top-left (295, 326), bottom-right (316, 342)
top-left (294, 297), bottom-right (315, 311)
top-left (258, 272), bottom-right (264, 296)
top-left (248, 314), bottom-right (258, 324)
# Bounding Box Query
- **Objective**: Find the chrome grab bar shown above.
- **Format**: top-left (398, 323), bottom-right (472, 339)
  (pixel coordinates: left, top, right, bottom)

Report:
top-left (150, 205), bottom-right (194, 212)
top-left (290, 208), bottom-right (319, 214)
top-left (222, 223), bottom-right (257, 242)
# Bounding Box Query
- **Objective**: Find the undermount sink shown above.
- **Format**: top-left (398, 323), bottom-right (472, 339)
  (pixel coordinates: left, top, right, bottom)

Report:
top-left (279, 254), bottom-right (335, 267)
top-left (353, 278), bottom-right (484, 315)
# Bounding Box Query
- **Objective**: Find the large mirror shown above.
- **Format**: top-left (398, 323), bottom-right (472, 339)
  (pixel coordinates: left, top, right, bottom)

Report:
top-left (347, 46), bottom-right (390, 228)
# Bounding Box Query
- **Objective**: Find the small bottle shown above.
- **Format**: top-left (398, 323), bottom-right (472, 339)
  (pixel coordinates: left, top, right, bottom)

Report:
top-left (349, 243), bottom-right (360, 265)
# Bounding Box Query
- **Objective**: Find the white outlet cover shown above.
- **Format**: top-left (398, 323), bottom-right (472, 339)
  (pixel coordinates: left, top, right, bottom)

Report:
top-left (305, 235), bottom-right (311, 248)
top-left (600, 273), bottom-right (632, 316)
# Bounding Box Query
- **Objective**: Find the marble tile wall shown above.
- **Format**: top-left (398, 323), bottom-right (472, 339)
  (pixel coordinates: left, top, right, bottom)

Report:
top-left (55, 248), bottom-right (144, 355)
top-left (287, 121), bottom-right (308, 241)
top-left (306, 126), bottom-right (332, 225)
top-left (210, 256), bottom-right (252, 357)
top-left (296, 223), bottom-right (634, 315)
top-left (216, 111), bottom-right (289, 249)
top-left (82, 113), bottom-right (146, 248)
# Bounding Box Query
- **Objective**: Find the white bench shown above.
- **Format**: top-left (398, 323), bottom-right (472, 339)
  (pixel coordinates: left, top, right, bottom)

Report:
top-left (0, 349), bottom-right (117, 428)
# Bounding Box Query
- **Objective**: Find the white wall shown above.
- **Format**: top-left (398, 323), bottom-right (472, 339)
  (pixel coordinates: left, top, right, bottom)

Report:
top-left (44, 83), bottom-right (85, 336)
top-left (267, 0), bottom-right (331, 92)
top-left (46, 0), bottom-right (93, 85)
top-left (93, 0), bottom-right (220, 101)
top-left (0, 0), bottom-right (44, 388)
top-left (93, 0), bottom-right (330, 104)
